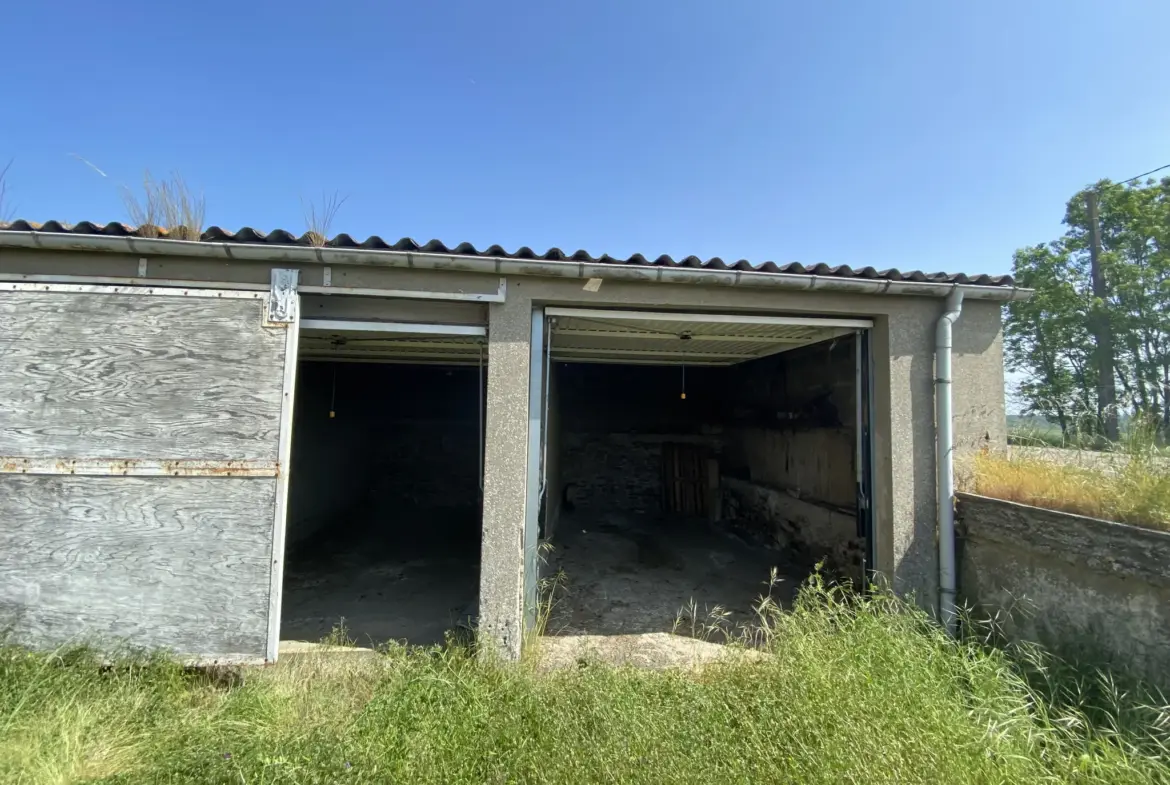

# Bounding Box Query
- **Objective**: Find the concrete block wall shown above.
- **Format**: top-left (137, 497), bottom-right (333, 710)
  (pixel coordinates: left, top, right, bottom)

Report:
top-left (957, 493), bottom-right (1170, 690)
top-left (556, 362), bottom-right (714, 434)
top-left (553, 362), bottom-right (716, 520)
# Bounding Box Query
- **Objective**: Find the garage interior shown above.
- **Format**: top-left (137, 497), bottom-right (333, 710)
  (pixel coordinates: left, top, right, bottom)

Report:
top-left (537, 309), bottom-right (872, 639)
top-left (280, 310), bottom-right (486, 648)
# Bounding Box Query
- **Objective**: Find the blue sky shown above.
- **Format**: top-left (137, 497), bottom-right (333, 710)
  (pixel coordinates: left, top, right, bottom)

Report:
top-left (1, 1), bottom-right (1167, 277)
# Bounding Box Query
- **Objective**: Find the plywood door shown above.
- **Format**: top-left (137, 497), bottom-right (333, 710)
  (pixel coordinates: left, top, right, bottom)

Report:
top-left (0, 284), bottom-right (299, 663)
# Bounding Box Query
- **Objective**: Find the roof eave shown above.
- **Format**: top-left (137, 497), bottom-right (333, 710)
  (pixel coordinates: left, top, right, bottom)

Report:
top-left (0, 230), bottom-right (1033, 302)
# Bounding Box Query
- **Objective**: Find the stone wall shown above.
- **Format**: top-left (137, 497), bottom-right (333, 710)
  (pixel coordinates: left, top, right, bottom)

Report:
top-left (560, 432), bottom-right (671, 516)
top-left (957, 493), bottom-right (1170, 690)
top-left (554, 362), bottom-right (715, 518)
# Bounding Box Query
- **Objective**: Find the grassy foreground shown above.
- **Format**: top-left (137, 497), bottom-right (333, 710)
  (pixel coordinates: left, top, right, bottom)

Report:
top-left (2, 583), bottom-right (1168, 784)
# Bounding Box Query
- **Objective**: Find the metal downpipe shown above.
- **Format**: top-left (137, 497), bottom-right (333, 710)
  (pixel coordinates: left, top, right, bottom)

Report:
top-left (936, 288), bottom-right (964, 634)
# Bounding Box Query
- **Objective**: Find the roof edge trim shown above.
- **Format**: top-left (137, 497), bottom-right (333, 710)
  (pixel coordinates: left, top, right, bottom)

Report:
top-left (0, 230), bottom-right (1032, 302)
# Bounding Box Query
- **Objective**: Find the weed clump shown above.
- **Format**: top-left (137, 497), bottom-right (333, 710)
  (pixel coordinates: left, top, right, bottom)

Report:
top-left (121, 171), bottom-right (205, 241)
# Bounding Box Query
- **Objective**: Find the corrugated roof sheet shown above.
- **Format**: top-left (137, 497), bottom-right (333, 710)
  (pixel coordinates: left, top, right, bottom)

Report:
top-left (0, 220), bottom-right (1014, 287)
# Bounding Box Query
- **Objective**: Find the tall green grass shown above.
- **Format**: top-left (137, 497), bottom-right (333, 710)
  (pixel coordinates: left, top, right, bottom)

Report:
top-left (2, 580), bottom-right (1168, 784)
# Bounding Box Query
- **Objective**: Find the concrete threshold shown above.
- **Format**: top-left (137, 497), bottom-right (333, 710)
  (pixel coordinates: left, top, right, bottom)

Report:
top-left (279, 640), bottom-right (379, 656)
top-left (535, 632), bottom-right (767, 671)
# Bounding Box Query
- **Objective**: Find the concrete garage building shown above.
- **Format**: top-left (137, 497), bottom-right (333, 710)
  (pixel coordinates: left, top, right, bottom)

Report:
top-left (0, 222), bottom-right (1022, 661)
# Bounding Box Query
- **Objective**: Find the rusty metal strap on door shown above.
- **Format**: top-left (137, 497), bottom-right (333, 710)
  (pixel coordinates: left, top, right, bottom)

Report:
top-left (0, 457), bottom-right (281, 477)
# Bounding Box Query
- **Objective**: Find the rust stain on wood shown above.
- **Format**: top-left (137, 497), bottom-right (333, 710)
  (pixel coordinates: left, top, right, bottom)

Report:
top-left (0, 457), bottom-right (279, 477)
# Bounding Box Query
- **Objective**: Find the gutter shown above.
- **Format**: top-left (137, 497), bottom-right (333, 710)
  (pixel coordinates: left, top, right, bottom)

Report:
top-left (0, 230), bottom-right (1031, 302)
top-left (935, 288), bottom-right (964, 634)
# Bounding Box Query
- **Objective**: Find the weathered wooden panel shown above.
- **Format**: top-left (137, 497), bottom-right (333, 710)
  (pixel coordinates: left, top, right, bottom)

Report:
top-left (0, 475), bottom-right (277, 660)
top-left (0, 292), bottom-right (286, 460)
top-left (728, 426), bottom-right (857, 508)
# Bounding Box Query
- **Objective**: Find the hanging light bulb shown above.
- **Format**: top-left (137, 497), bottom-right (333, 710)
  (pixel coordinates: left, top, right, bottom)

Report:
top-left (679, 332), bottom-right (692, 400)
top-left (329, 367), bottom-right (337, 419)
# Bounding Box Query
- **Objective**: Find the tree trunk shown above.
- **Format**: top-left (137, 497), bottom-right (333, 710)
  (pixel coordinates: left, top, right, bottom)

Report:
top-left (1162, 363), bottom-right (1170, 436)
top-left (1087, 191), bottom-right (1120, 442)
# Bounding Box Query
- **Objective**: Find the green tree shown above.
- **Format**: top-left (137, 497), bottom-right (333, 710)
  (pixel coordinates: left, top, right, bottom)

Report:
top-left (1005, 243), bottom-right (1095, 439)
top-left (1007, 177), bottom-right (1170, 441)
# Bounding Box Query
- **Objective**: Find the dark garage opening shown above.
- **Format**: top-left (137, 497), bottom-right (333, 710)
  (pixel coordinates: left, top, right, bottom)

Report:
top-left (281, 360), bottom-right (482, 647)
top-left (541, 333), bottom-right (866, 638)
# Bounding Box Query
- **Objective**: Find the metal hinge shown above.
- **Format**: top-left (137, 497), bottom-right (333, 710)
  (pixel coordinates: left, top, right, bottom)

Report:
top-left (266, 269), bottom-right (299, 325)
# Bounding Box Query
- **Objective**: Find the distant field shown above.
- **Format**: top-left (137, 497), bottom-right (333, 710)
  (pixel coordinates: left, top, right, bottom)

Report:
top-left (1007, 415), bottom-right (1072, 447)
top-left (1008, 415), bottom-right (1170, 454)
top-left (1009, 446), bottom-right (1168, 471)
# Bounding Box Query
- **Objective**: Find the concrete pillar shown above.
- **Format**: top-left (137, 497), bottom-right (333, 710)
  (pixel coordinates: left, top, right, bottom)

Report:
top-left (887, 308), bottom-right (939, 611)
top-left (478, 292), bottom-right (533, 659)
top-left (867, 300), bottom-right (1006, 617)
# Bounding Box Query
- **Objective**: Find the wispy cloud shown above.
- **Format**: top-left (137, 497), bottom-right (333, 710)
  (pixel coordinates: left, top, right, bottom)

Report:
top-left (68, 153), bottom-right (107, 178)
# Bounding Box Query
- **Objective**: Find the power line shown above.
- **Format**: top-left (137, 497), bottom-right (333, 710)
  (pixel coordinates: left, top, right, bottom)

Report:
top-left (1114, 163), bottom-right (1170, 186)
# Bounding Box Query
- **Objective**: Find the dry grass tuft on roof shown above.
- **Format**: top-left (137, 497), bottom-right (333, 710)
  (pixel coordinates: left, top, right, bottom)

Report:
top-left (120, 171), bottom-right (205, 242)
top-left (0, 158), bottom-right (13, 225)
top-left (302, 191), bottom-right (348, 247)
